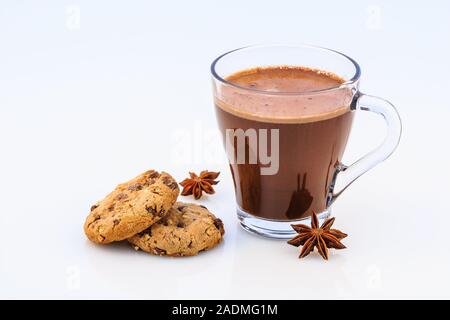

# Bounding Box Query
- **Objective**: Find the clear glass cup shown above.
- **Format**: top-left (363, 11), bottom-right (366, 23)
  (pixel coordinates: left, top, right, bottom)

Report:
top-left (211, 45), bottom-right (401, 239)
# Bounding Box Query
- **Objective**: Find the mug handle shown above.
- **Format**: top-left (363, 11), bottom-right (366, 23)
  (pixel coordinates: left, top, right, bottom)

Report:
top-left (330, 93), bottom-right (402, 202)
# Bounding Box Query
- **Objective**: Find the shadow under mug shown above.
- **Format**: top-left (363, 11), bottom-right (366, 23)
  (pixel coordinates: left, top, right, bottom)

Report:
top-left (211, 45), bottom-right (401, 239)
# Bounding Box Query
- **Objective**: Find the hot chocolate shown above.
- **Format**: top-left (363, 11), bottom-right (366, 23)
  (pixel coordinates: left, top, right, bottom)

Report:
top-left (215, 66), bottom-right (354, 220)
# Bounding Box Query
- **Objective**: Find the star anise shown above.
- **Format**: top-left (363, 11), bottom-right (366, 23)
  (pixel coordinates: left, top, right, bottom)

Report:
top-left (287, 212), bottom-right (347, 260)
top-left (179, 170), bottom-right (220, 200)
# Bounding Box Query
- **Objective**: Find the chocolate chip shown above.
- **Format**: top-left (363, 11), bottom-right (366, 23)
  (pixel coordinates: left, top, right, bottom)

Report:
top-left (128, 183), bottom-right (143, 191)
top-left (113, 219), bottom-right (120, 225)
top-left (157, 208), bottom-right (166, 217)
top-left (214, 218), bottom-right (224, 234)
top-left (162, 176), bottom-right (178, 190)
top-left (153, 247), bottom-right (166, 255)
top-left (108, 204), bottom-right (115, 212)
top-left (137, 228), bottom-right (151, 237)
top-left (115, 193), bottom-right (128, 201)
top-left (176, 222), bottom-right (185, 228)
top-left (146, 205), bottom-right (157, 215)
top-left (199, 205), bottom-right (207, 209)
top-left (90, 204), bottom-right (99, 211)
top-left (177, 205), bottom-right (186, 211)
top-left (148, 170), bottom-right (160, 179)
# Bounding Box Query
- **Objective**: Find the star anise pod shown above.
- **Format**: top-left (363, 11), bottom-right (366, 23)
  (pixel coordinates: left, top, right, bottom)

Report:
top-left (179, 170), bottom-right (220, 200)
top-left (287, 212), bottom-right (347, 260)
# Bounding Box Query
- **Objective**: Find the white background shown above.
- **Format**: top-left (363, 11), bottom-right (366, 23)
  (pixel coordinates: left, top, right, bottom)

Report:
top-left (1, 0), bottom-right (449, 299)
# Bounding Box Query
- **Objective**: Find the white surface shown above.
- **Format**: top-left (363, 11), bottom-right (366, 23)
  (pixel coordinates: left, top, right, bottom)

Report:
top-left (1, 0), bottom-right (449, 299)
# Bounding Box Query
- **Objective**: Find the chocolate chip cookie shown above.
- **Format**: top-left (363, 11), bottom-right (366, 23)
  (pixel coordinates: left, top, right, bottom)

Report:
top-left (128, 202), bottom-right (225, 256)
top-left (84, 170), bottom-right (179, 244)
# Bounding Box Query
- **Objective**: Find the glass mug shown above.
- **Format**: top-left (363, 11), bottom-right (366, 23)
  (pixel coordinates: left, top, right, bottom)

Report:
top-left (211, 45), bottom-right (401, 239)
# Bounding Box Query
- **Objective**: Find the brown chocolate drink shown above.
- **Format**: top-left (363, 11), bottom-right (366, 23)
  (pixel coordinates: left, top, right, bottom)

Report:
top-left (214, 66), bottom-right (354, 220)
